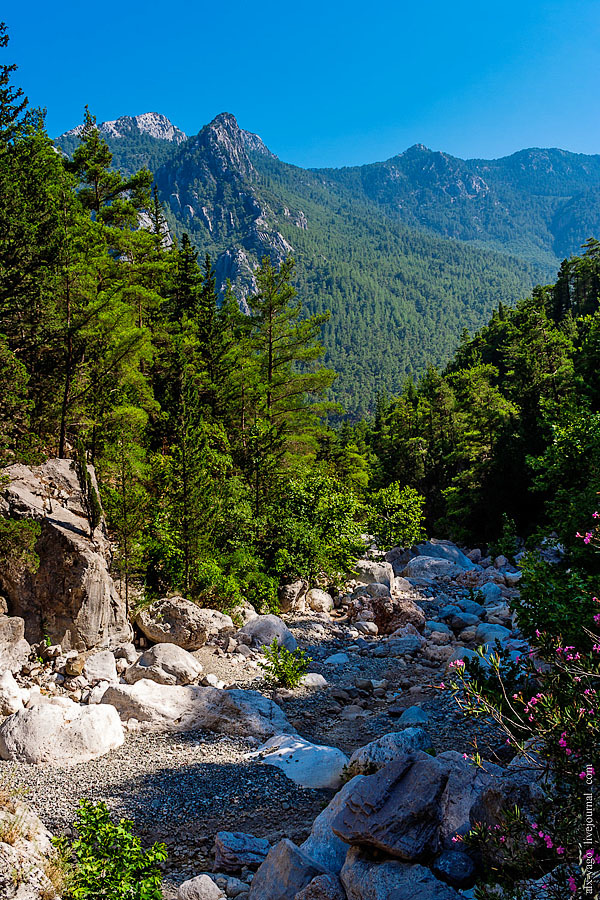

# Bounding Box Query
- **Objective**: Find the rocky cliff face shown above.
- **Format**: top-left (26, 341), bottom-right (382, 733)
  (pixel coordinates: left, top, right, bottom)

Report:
top-left (0, 460), bottom-right (131, 650)
top-left (155, 112), bottom-right (294, 296)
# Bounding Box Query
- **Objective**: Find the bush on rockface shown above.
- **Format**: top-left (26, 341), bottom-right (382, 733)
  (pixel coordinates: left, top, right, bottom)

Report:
top-left (56, 800), bottom-right (167, 900)
top-left (446, 519), bottom-right (600, 899)
top-left (367, 482), bottom-right (427, 550)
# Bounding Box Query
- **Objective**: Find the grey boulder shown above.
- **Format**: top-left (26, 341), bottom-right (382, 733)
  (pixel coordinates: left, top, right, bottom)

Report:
top-left (239, 614), bottom-right (297, 651)
top-left (248, 839), bottom-right (329, 900)
top-left (124, 642), bottom-right (203, 686)
top-left (177, 875), bottom-right (225, 899)
top-left (416, 539), bottom-right (476, 570)
top-left (214, 831), bottom-right (271, 873)
top-left (346, 728), bottom-right (433, 777)
top-left (341, 847), bottom-right (461, 899)
top-left (301, 775), bottom-right (366, 874)
top-left (0, 616), bottom-right (30, 675)
top-left (331, 752), bottom-right (448, 860)
top-left (294, 873), bottom-right (346, 900)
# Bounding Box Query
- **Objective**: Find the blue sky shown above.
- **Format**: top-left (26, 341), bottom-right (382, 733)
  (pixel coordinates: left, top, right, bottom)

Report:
top-left (4, 0), bottom-right (600, 168)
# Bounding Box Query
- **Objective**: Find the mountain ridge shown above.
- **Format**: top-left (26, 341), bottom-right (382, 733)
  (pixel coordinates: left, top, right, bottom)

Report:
top-left (54, 111), bottom-right (600, 414)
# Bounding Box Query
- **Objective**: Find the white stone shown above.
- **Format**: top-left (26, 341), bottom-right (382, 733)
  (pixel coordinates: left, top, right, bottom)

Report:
top-left (306, 589), bottom-right (334, 613)
top-left (101, 679), bottom-right (291, 739)
top-left (249, 734), bottom-right (348, 790)
top-left (124, 642), bottom-right (203, 686)
top-left (0, 670), bottom-right (24, 715)
top-left (177, 874), bottom-right (226, 900)
top-left (324, 652), bottom-right (349, 665)
top-left (83, 649), bottom-right (118, 684)
top-left (239, 615), bottom-right (297, 651)
top-left (0, 696), bottom-right (124, 764)
top-left (300, 673), bottom-right (328, 689)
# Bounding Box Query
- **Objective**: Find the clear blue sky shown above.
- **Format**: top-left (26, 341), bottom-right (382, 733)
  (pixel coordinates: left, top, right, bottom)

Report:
top-left (4, 0), bottom-right (600, 168)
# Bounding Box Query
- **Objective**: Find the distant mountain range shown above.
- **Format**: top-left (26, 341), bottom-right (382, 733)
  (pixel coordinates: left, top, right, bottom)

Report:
top-left (56, 113), bottom-right (600, 415)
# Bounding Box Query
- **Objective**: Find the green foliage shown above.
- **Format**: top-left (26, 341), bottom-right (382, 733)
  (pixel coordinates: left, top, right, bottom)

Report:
top-left (263, 473), bottom-right (365, 582)
top-left (489, 513), bottom-right (519, 563)
top-left (0, 516), bottom-right (40, 578)
top-left (73, 439), bottom-right (102, 537)
top-left (513, 553), bottom-right (598, 648)
top-left (368, 482), bottom-right (426, 550)
top-left (259, 639), bottom-right (311, 688)
top-left (56, 800), bottom-right (166, 900)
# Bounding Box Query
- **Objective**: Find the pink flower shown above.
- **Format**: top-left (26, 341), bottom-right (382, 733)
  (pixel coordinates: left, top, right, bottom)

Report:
top-left (557, 846), bottom-right (565, 855)
top-left (499, 835), bottom-right (506, 842)
top-left (526, 835), bottom-right (535, 844)
top-left (568, 875), bottom-right (577, 892)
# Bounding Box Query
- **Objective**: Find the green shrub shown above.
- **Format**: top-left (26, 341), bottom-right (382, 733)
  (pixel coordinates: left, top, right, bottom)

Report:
top-left (259, 639), bottom-right (311, 688)
top-left (56, 800), bottom-right (167, 900)
top-left (368, 482), bottom-right (426, 550)
top-left (513, 552), bottom-right (598, 647)
top-left (490, 512), bottom-right (519, 563)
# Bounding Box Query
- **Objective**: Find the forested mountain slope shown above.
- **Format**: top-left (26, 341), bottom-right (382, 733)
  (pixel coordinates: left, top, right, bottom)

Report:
top-left (56, 112), bottom-right (600, 415)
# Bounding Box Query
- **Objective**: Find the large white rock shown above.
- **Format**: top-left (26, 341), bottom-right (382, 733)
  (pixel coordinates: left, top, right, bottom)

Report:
top-left (177, 874), bottom-right (225, 900)
top-left (136, 597), bottom-right (234, 650)
top-left (124, 642), bottom-right (203, 686)
top-left (83, 649), bottom-right (118, 684)
top-left (0, 671), bottom-right (24, 716)
top-left (238, 614), bottom-right (297, 651)
top-left (306, 589), bottom-right (334, 614)
top-left (0, 696), bottom-right (124, 764)
top-left (249, 734), bottom-right (348, 790)
top-left (101, 679), bottom-right (291, 739)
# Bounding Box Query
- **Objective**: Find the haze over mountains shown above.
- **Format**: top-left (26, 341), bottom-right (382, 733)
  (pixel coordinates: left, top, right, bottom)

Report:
top-left (57, 112), bottom-right (600, 414)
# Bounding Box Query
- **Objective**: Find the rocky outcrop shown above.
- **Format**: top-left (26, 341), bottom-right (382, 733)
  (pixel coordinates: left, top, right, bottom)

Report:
top-left (0, 459), bottom-right (131, 649)
top-left (248, 839), bottom-right (329, 900)
top-left (0, 797), bottom-right (61, 899)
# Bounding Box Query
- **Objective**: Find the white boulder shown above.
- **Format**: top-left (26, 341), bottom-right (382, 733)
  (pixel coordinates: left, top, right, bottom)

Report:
top-left (124, 642), bottom-right (203, 686)
top-left (177, 875), bottom-right (226, 900)
top-left (306, 589), bottom-right (334, 614)
top-left (249, 734), bottom-right (348, 790)
top-left (238, 615), bottom-right (297, 651)
top-left (0, 695), bottom-right (124, 764)
top-left (0, 671), bottom-right (24, 716)
top-left (136, 597), bottom-right (234, 650)
top-left (101, 679), bottom-right (291, 739)
top-left (83, 649), bottom-right (118, 684)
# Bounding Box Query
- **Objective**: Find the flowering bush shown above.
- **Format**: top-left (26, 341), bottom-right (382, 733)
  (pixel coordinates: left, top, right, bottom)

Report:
top-left (445, 513), bottom-right (600, 899)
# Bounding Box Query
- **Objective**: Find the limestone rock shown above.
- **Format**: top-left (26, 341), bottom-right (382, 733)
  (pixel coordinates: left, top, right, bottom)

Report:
top-left (301, 775), bottom-right (365, 875)
top-left (436, 750), bottom-right (504, 845)
top-left (214, 831), bottom-right (271, 873)
top-left (177, 875), bottom-right (226, 900)
top-left (250, 734), bottom-right (348, 790)
top-left (352, 559), bottom-right (395, 589)
top-left (83, 649), bottom-right (118, 684)
top-left (402, 557), bottom-right (463, 579)
top-left (348, 592), bottom-right (425, 635)
top-left (300, 673), bottom-right (328, 689)
top-left (416, 540), bottom-right (476, 570)
top-left (341, 847), bottom-right (461, 899)
top-left (346, 728), bottom-right (433, 777)
top-left (0, 670), bottom-right (25, 715)
top-left (0, 459), bottom-right (131, 649)
top-left (101, 679), bottom-right (290, 739)
top-left (136, 597), bottom-right (233, 650)
top-left (306, 589), bottom-right (334, 614)
top-left (0, 615), bottom-right (31, 674)
top-left (278, 580), bottom-right (308, 614)
top-left (0, 695), bottom-right (124, 764)
top-left (124, 642), bottom-right (203, 686)
top-left (331, 752), bottom-right (449, 860)
top-left (248, 839), bottom-right (329, 900)
top-left (238, 614), bottom-right (297, 651)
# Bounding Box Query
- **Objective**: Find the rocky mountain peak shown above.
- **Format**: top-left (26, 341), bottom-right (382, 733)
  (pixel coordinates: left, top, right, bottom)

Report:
top-left (62, 112), bottom-right (187, 144)
top-left (203, 112), bottom-right (276, 160)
